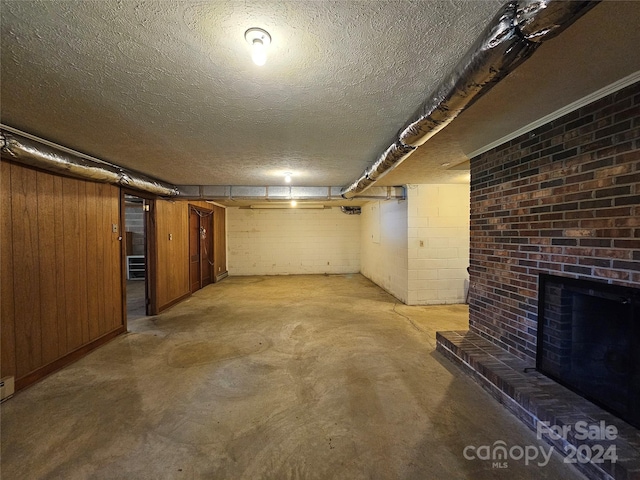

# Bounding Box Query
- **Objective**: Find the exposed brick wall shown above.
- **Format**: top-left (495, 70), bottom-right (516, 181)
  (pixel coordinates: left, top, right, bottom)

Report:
top-left (469, 81), bottom-right (640, 361)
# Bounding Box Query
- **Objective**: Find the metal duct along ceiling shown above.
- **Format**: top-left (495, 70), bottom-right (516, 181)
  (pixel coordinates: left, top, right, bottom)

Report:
top-left (0, 0), bottom-right (598, 199)
top-left (175, 185), bottom-right (406, 202)
top-left (0, 126), bottom-right (402, 202)
top-left (0, 128), bottom-right (179, 197)
top-left (340, 0), bottom-right (599, 199)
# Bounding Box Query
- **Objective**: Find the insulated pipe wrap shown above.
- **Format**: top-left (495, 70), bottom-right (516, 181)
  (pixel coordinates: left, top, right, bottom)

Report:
top-left (340, 206), bottom-right (362, 215)
top-left (1, 129), bottom-right (179, 197)
top-left (119, 171), bottom-right (180, 197)
top-left (515, 0), bottom-right (597, 41)
top-left (399, 2), bottom-right (536, 147)
top-left (366, 142), bottom-right (416, 182)
top-left (343, 142), bottom-right (415, 199)
top-left (1, 131), bottom-right (122, 183)
top-left (342, 176), bottom-right (374, 198)
top-left (341, 0), bottom-right (600, 199)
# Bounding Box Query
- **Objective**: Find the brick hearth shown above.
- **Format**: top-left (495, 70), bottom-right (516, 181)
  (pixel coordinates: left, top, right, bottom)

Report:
top-left (437, 330), bottom-right (640, 480)
top-left (444, 80), bottom-right (640, 479)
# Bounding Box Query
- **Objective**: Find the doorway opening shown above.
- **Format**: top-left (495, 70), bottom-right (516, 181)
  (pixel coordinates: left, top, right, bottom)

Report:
top-left (190, 205), bottom-right (214, 293)
top-left (124, 194), bottom-right (149, 322)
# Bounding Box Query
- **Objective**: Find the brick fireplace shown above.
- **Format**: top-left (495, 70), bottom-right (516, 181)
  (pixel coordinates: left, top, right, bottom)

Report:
top-left (469, 81), bottom-right (640, 361)
top-left (437, 81), bottom-right (640, 480)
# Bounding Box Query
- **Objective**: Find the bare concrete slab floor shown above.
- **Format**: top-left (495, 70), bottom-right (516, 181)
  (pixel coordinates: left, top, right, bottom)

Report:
top-left (1, 275), bottom-right (586, 479)
top-left (126, 279), bottom-right (147, 321)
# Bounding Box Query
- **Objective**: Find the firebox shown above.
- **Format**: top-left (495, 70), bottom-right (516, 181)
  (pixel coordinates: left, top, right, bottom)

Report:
top-left (537, 274), bottom-right (640, 429)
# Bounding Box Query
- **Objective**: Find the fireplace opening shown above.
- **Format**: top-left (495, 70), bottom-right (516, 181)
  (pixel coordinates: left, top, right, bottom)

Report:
top-left (537, 274), bottom-right (640, 429)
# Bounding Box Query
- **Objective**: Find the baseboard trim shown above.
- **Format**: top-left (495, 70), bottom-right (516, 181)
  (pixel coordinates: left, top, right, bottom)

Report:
top-left (14, 326), bottom-right (126, 392)
top-left (158, 291), bottom-right (191, 313)
top-left (216, 271), bottom-right (229, 282)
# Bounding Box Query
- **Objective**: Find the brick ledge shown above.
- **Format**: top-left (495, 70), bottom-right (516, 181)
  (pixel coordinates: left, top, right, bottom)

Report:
top-left (436, 330), bottom-right (640, 480)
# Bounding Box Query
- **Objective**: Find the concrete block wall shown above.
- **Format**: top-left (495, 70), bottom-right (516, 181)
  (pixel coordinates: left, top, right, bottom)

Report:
top-left (226, 189), bottom-right (469, 307)
top-left (227, 207), bottom-right (360, 275)
top-left (360, 200), bottom-right (409, 302)
top-left (407, 184), bottom-right (470, 304)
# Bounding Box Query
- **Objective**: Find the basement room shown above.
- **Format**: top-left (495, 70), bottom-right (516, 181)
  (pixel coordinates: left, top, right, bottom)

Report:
top-left (1, 1), bottom-right (639, 479)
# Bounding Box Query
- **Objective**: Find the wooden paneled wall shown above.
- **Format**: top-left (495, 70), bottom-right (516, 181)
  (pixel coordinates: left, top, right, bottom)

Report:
top-left (155, 200), bottom-right (190, 310)
top-left (154, 200), bottom-right (227, 312)
top-left (1, 161), bottom-right (124, 388)
top-left (1, 160), bottom-right (228, 388)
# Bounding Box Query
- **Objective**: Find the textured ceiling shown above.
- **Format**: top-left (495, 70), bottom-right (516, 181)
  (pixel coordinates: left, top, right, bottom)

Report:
top-left (377, 0), bottom-right (640, 186)
top-left (1, 1), bottom-right (640, 189)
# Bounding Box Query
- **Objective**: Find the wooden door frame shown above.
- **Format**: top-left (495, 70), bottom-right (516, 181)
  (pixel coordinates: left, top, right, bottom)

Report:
top-left (188, 204), bottom-right (214, 293)
top-left (189, 205), bottom-right (201, 294)
top-left (201, 209), bottom-right (214, 287)
top-left (120, 189), bottom-right (158, 323)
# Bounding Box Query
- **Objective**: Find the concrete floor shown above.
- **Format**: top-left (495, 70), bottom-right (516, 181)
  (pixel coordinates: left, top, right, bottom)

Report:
top-left (1, 274), bottom-right (585, 479)
top-left (126, 279), bottom-right (147, 320)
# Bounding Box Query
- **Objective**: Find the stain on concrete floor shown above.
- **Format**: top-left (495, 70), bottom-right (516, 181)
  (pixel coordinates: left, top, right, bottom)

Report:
top-left (1, 274), bottom-right (585, 479)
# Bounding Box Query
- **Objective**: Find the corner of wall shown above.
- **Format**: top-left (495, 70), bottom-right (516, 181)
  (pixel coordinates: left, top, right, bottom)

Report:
top-left (359, 199), bottom-right (409, 303)
top-left (407, 184), bottom-right (470, 305)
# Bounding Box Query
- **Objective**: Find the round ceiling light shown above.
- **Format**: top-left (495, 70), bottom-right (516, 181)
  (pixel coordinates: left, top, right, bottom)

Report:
top-left (245, 28), bottom-right (271, 66)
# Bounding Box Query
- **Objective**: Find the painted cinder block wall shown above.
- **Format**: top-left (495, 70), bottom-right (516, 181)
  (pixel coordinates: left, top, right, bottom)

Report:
top-left (227, 207), bottom-right (360, 275)
top-left (360, 188), bottom-right (469, 305)
top-left (407, 184), bottom-right (470, 305)
top-left (360, 200), bottom-right (409, 302)
top-left (469, 81), bottom-right (640, 361)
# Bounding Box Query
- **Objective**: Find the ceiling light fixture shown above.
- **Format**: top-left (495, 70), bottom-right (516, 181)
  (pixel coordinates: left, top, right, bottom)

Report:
top-left (245, 27), bottom-right (271, 66)
top-left (284, 172), bottom-right (292, 183)
top-left (291, 200), bottom-right (297, 207)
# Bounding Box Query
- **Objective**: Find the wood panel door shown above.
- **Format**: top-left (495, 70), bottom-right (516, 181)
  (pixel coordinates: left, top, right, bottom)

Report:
top-left (189, 207), bottom-right (201, 293)
top-left (189, 206), bottom-right (214, 293)
top-left (200, 212), bottom-right (213, 288)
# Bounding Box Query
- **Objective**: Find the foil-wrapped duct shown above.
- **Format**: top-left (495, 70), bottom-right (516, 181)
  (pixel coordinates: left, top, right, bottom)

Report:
top-left (118, 169), bottom-right (180, 197)
top-left (366, 142), bottom-right (416, 182)
top-left (342, 175), bottom-right (375, 198)
top-left (341, 0), bottom-right (599, 199)
top-left (1, 129), bottom-right (179, 197)
top-left (340, 206), bottom-right (362, 215)
top-left (515, 0), bottom-right (597, 41)
top-left (1, 130), bottom-right (122, 184)
top-left (399, 1), bottom-right (537, 148)
top-left (342, 142), bottom-right (415, 199)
